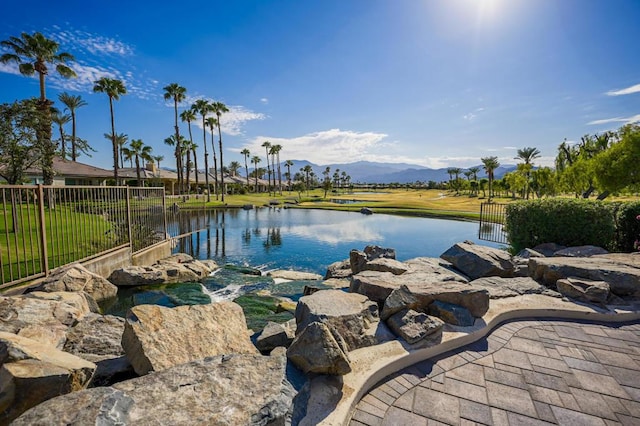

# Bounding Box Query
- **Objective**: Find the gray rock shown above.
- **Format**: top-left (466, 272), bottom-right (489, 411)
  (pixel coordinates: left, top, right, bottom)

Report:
top-left (350, 249), bottom-right (369, 274)
top-left (13, 353), bottom-right (295, 426)
top-left (532, 243), bottom-right (567, 257)
top-left (380, 285), bottom-right (420, 321)
top-left (470, 276), bottom-right (561, 299)
top-left (324, 259), bottom-right (352, 279)
top-left (440, 241), bottom-right (515, 280)
top-left (515, 248), bottom-right (545, 259)
top-left (287, 321), bottom-right (351, 375)
top-left (295, 290), bottom-right (380, 351)
top-left (255, 319), bottom-right (296, 353)
top-left (27, 263), bottom-right (117, 302)
top-left (553, 245), bottom-right (609, 258)
top-left (322, 278), bottom-right (351, 290)
top-left (0, 332), bottom-right (96, 424)
top-left (353, 271), bottom-right (490, 318)
top-left (363, 257), bottom-right (409, 275)
top-left (404, 257), bottom-right (469, 282)
top-left (386, 309), bottom-right (444, 344)
top-left (428, 300), bottom-right (475, 326)
top-left (529, 256), bottom-right (640, 296)
top-left (108, 266), bottom-right (165, 286)
top-left (303, 285), bottom-right (322, 296)
top-left (121, 302), bottom-right (258, 375)
top-left (109, 255), bottom-right (217, 287)
top-left (364, 245), bottom-right (396, 260)
top-left (360, 207), bottom-right (373, 215)
top-left (556, 277), bottom-right (610, 304)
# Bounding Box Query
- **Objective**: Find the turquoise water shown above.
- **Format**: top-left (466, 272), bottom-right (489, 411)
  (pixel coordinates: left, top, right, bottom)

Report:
top-left (103, 208), bottom-right (503, 324)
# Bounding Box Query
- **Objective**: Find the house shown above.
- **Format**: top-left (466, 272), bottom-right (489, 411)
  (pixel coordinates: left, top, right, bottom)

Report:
top-left (22, 157), bottom-right (113, 186)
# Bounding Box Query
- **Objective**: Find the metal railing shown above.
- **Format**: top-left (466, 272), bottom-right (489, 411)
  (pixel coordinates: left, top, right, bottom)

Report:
top-left (479, 202), bottom-right (508, 244)
top-left (0, 185), bottom-right (166, 288)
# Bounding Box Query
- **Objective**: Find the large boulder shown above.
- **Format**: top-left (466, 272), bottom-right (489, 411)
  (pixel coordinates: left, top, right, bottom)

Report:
top-left (108, 266), bottom-right (165, 287)
top-left (362, 257), bottom-right (409, 275)
top-left (287, 321), bottom-right (351, 375)
top-left (404, 257), bottom-right (469, 282)
top-left (556, 277), bottom-right (610, 304)
top-left (255, 319), bottom-right (296, 353)
top-left (0, 292), bottom-right (94, 348)
top-left (295, 290), bottom-right (379, 350)
top-left (63, 313), bottom-right (133, 386)
top-left (27, 263), bottom-right (117, 302)
top-left (353, 271), bottom-right (490, 318)
top-left (469, 276), bottom-right (561, 299)
top-left (121, 302), bottom-right (257, 375)
top-left (324, 259), bottom-right (352, 279)
top-left (440, 241), bottom-right (515, 280)
top-left (428, 300), bottom-right (475, 326)
top-left (0, 332), bottom-right (96, 423)
top-left (529, 256), bottom-right (640, 296)
top-left (553, 245), bottom-right (609, 257)
top-left (386, 309), bottom-right (444, 345)
top-left (13, 352), bottom-right (295, 426)
top-left (350, 245), bottom-right (396, 274)
top-left (109, 255), bottom-right (218, 287)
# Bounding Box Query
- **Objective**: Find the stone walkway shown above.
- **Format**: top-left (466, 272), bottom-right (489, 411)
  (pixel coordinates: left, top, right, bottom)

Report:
top-left (349, 319), bottom-right (640, 425)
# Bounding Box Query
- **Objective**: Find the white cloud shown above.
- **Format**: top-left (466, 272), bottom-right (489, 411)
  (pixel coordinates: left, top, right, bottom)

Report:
top-left (0, 62), bottom-right (22, 76)
top-left (463, 113), bottom-right (476, 121)
top-left (49, 62), bottom-right (117, 92)
top-left (606, 83), bottom-right (640, 96)
top-left (588, 114), bottom-right (640, 125)
top-left (190, 102), bottom-right (266, 136)
top-left (260, 98), bottom-right (269, 104)
top-left (244, 129), bottom-right (388, 165)
top-left (51, 29), bottom-right (134, 57)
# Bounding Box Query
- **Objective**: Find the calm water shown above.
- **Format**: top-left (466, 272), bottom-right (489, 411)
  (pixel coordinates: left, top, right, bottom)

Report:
top-left (169, 208), bottom-right (503, 275)
top-left (103, 208), bottom-right (503, 327)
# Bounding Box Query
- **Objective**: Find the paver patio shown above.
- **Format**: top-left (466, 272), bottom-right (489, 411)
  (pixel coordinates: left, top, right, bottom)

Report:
top-left (349, 319), bottom-right (640, 425)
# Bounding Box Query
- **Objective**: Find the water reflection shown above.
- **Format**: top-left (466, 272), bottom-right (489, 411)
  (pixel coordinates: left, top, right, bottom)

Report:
top-left (167, 208), bottom-right (503, 274)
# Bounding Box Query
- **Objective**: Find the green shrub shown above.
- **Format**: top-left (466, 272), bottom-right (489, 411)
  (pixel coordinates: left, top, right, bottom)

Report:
top-left (505, 199), bottom-right (616, 252)
top-left (612, 200), bottom-right (640, 252)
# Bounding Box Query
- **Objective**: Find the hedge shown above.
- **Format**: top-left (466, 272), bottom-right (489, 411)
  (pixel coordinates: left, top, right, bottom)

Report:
top-left (504, 198), bottom-right (634, 253)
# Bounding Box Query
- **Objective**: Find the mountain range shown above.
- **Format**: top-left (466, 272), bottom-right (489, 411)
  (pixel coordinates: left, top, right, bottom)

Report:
top-left (282, 160), bottom-right (517, 184)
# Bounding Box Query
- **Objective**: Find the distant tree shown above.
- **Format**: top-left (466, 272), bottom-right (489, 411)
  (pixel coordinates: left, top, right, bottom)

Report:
top-left (51, 109), bottom-right (70, 159)
top-left (593, 124), bottom-right (640, 194)
top-left (515, 146), bottom-right (540, 199)
top-left (262, 141), bottom-right (272, 194)
top-left (129, 139), bottom-right (152, 186)
top-left (205, 116), bottom-right (219, 199)
top-left (240, 148), bottom-right (250, 184)
top-left (0, 99), bottom-right (42, 184)
top-left (481, 156), bottom-right (500, 202)
top-left (285, 160), bottom-right (294, 192)
top-left (270, 144), bottom-right (283, 195)
top-left (180, 108), bottom-right (198, 190)
top-left (322, 166), bottom-right (332, 198)
top-left (1, 32), bottom-right (76, 184)
top-left (302, 165), bottom-right (313, 195)
top-left (192, 99), bottom-right (212, 201)
top-left (228, 161), bottom-right (241, 176)
top-left (58, 92), bottom-right (87, 161)
top-left (104, 132), bottom-right (129, 168)
top-left (163, 83), bottom-right (187, 193)
top-left (251, 155), bottom-right (262, 192)
top-left (152, 155), bottom-right (164, 176)
top-left (93, 77), bottom-right (126, 183)
top-left (211, 101), bottom-right (229, 201)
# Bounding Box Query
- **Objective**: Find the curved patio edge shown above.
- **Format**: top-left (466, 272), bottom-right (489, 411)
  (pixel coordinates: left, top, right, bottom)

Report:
top-left (309, 295), bottom-right (640, 426)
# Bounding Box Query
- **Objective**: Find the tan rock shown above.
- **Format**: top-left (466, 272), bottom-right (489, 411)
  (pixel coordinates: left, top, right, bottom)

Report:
top-left (121, 302), bottom-right (258, 375)
top-left (28, 263), bottom-right (117, 302)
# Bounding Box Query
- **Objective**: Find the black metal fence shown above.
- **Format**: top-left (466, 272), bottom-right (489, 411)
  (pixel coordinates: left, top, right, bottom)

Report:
top-left (479, 202), bottom-right (508, 244)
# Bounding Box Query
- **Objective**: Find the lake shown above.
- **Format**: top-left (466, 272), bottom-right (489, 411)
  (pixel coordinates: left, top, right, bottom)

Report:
top-left (102, 208), bottom-right (504, 329)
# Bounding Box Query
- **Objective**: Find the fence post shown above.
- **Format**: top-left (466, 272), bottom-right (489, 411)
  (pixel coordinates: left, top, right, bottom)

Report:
top-left (37, 184), bottom-right (49, 276)
top-left (161, 188), bottom-right (168, 241)
top-left (126, 187), bottom-right (133, 251)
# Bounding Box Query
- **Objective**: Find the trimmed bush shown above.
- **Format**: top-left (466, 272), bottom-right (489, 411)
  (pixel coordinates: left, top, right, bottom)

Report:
top-left (505, 199), bottom-right (616, 253)
top-left (612, 200), bottom-right (640, 252)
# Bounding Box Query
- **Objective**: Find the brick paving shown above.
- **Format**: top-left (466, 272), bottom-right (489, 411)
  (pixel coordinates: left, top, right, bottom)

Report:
top-left (349, 320), bottom-right (640, 425)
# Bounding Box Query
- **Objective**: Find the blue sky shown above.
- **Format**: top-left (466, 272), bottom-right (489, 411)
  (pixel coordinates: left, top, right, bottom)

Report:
top-left (1, 0), bottom-right (639, 171)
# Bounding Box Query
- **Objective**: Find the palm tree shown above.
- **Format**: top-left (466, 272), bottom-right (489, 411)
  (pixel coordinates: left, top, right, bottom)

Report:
top-left (481, 156), bottom-right (500, 202)
top-left (153, 155), bottom-right (164, 177)
top-left (129, 139), bottom-right (153, 186)
top-left (58, 92), bottom-right (87, 161)
top-left (228, 161), bottom-right (241, 177)
top-left (211, 101), bottom-right (229, 201)
top-left (163, 83), bottom-right (186, 193)
top-left (51, 110), bottom-right (71, 159)
top-left (285, 160), bottom-right (294, 192)
top-left (270, 144), bottom-right (283, 195)
top-left (240, 148), bottom-right (250, 187)
top-left (205, 116), bottom-right (219, 199)
top-left (251, 155), bottom-right (261, 192)
top-left (302, 165), bottom-right (313, 195)
top-left (516, 147), bottom-right (541, 199)
top-left (1, 32), bottom-right (76, 184)
top-left (468, 166), bottom-right (481, 195)
top-left (192, 99), bottom-right (212, 201)
top-left (180, 108), bottom-right (198, 191)
top-left (93, 77), bottom-right (127, 183)
top-left (262, 141), bottom-right (272, 194)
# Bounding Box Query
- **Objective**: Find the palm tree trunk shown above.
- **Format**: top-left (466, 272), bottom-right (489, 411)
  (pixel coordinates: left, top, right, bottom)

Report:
top-left (202, 118), bottom-right (210, 202)
top-left (217, 121), bottom-right (224, 202)
top-left (209, 130), bottom-right (218, 200)
top-left (71, 110), bottom-right (77, 161)
top-left (109, 97), bottom-right (118, 184)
